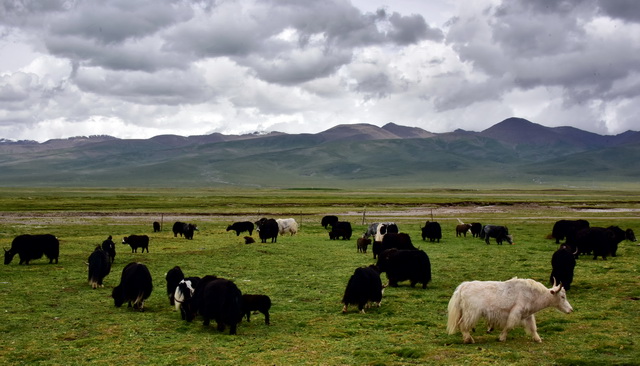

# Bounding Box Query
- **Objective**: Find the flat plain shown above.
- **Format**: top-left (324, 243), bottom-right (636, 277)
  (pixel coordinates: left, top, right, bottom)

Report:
top-left (1, 187), bottom-right (639, 365)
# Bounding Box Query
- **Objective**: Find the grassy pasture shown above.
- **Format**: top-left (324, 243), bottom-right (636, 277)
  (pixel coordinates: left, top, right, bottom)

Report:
top-left (0, 188), bottom-right (639, 365)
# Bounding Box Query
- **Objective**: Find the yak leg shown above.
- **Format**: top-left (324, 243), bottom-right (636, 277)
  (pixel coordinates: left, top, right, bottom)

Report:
top-left (498, 311), bottom-right (520, 342)
top-left (499, 309), bottom-right (523, 342)
top-left (522, 315), bottom-right (542, 342)
top-left (458, 319), bottom-right (475, 343)
top-left (342, 304), bottom-right (348, 313)
top-left (498, 329), bottom-right (510, 342)
top-left (461, 331), bottom-right (475, 344)
top-left (216, 321), bottom-right (226, 332)
top-left (458, 317), bottom-right (477, 344)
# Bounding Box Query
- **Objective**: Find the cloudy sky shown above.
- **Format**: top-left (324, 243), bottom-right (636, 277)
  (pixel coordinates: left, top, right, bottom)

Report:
top-left (1, 0), bottom-right (639, 142)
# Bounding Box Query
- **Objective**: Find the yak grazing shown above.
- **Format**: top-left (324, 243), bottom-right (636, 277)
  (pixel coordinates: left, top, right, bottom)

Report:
top-left (112, 262), bottom-right (153, 311)
top-left (447, 278), bottom-right (573, 343)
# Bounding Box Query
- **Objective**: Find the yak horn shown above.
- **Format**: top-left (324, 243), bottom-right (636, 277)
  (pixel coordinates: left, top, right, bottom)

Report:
top-left (551, 277), bottom-right (563, 293)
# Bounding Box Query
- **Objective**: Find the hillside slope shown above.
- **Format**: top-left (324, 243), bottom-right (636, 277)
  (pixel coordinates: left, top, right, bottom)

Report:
top-left (0, 118), bottom-right (638, 188)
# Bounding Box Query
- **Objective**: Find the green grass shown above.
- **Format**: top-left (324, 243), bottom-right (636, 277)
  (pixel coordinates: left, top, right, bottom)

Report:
top-left (2, 133), bottom-right (640, 189)
top-left (1, 188), bottom-right (639, 365)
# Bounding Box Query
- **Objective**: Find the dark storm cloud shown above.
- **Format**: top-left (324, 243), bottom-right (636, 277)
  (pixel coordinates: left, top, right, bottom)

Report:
top-left (597, 0), bottom-right (640, 22)
top-left (386, 11), bottom-right (444, 44)
top-left (354, 71), bottom-right (393, 99)
top-left (280, 0), bottom-right (385, 48)
top-left (47, 0), bottom-right (193, 45)
top-left (491, 5), bottom-right (587, 58)
top-left (443, 0), bottom-right (640, 113)
top-left (163, 0), bottom-right (440, 85)
top-left (41, 0), bottom-right (195, 72)
top-left (247, 48), bottom-right (354, 86)
top-left (431, 76), bottom-right (505, 112)
top-left (44, 33), bottom-right (188, 72)
top-left (74, 68), bottom-right (211, 105)
top-left (0, 0), bottom-right (69, 27)
top-left (5, 0), bottom-right (443, 89)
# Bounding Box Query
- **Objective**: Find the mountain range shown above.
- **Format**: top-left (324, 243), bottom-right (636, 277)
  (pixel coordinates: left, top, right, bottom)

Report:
top-left (1, 117), bottom-right (638, 188)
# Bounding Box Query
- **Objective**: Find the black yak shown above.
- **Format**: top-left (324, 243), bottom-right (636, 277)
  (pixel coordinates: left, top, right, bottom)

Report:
top-left (242, 294), bottom-right (272, 325)
top-left (550, 245), bottom-right (577, 290)
top-left (173, 222), bottom-right (198, 239)
top-left (101, 235), bottom-right (116, 263)
top-left (112, 262), bottom-right (153, 311)
top-left (380, 233), bottom-right (416, 252)
top-left (165, 266), bottom-right (185, 306)
top-left (4, 234), bottom-right (59, 265)
top-left (329, 221), bottom-right (352, 240)
top-left (227, 221), bottom-right (254, 236)
top-left (470, 223), bottom-right (482, 238)
top-left (376, 249), bottom-right (431, 289)
top-left (321, 215), bottom-right (339, 229)
top-left (341, 265), bottom-right (385, 313)
top-left (255, 218), bottom-right (279, 243)
top-left (183, 276), bottom-right (244, 335)
top-left (481, 225), bottom-right (513, 245)
top-left (87, 246), bottom-right (111, 289)
top-left (122, 235), bottom-right (149, 253)
top-left (421, 221), bottom-right (442, 242)
top-left (551, 219), bottom-right (589, 244)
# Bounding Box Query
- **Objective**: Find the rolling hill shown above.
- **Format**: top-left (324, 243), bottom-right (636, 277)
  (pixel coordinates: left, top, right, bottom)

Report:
top-left (0, 118), bottom-right (638, 188)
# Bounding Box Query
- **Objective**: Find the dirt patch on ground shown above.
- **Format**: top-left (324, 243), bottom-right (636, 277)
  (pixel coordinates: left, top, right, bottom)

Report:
top-left (2, 203), bottom-right (638, 227)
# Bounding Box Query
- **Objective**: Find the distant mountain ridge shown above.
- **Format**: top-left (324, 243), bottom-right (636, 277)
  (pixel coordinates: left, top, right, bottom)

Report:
top-left (2, 117), bottom-right (634, 148)
top-left (0, 117), bottom-right (638, 188)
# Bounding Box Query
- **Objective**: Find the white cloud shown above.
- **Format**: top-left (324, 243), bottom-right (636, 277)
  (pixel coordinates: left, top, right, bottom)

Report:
top-left (0, 0), bottom-right (638, 142)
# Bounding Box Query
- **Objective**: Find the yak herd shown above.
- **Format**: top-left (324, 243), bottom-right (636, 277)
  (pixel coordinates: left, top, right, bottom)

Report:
top-left (3, 214), bottom-right (637, 342)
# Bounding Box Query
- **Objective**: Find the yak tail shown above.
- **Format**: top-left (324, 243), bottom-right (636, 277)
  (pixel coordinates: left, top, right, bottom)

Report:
top-left (447, 287), bottom-right (463, 335)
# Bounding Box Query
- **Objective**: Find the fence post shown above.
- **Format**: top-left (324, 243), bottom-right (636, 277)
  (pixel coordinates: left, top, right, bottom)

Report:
top-left (362, 206), bottom-right (366, 225)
